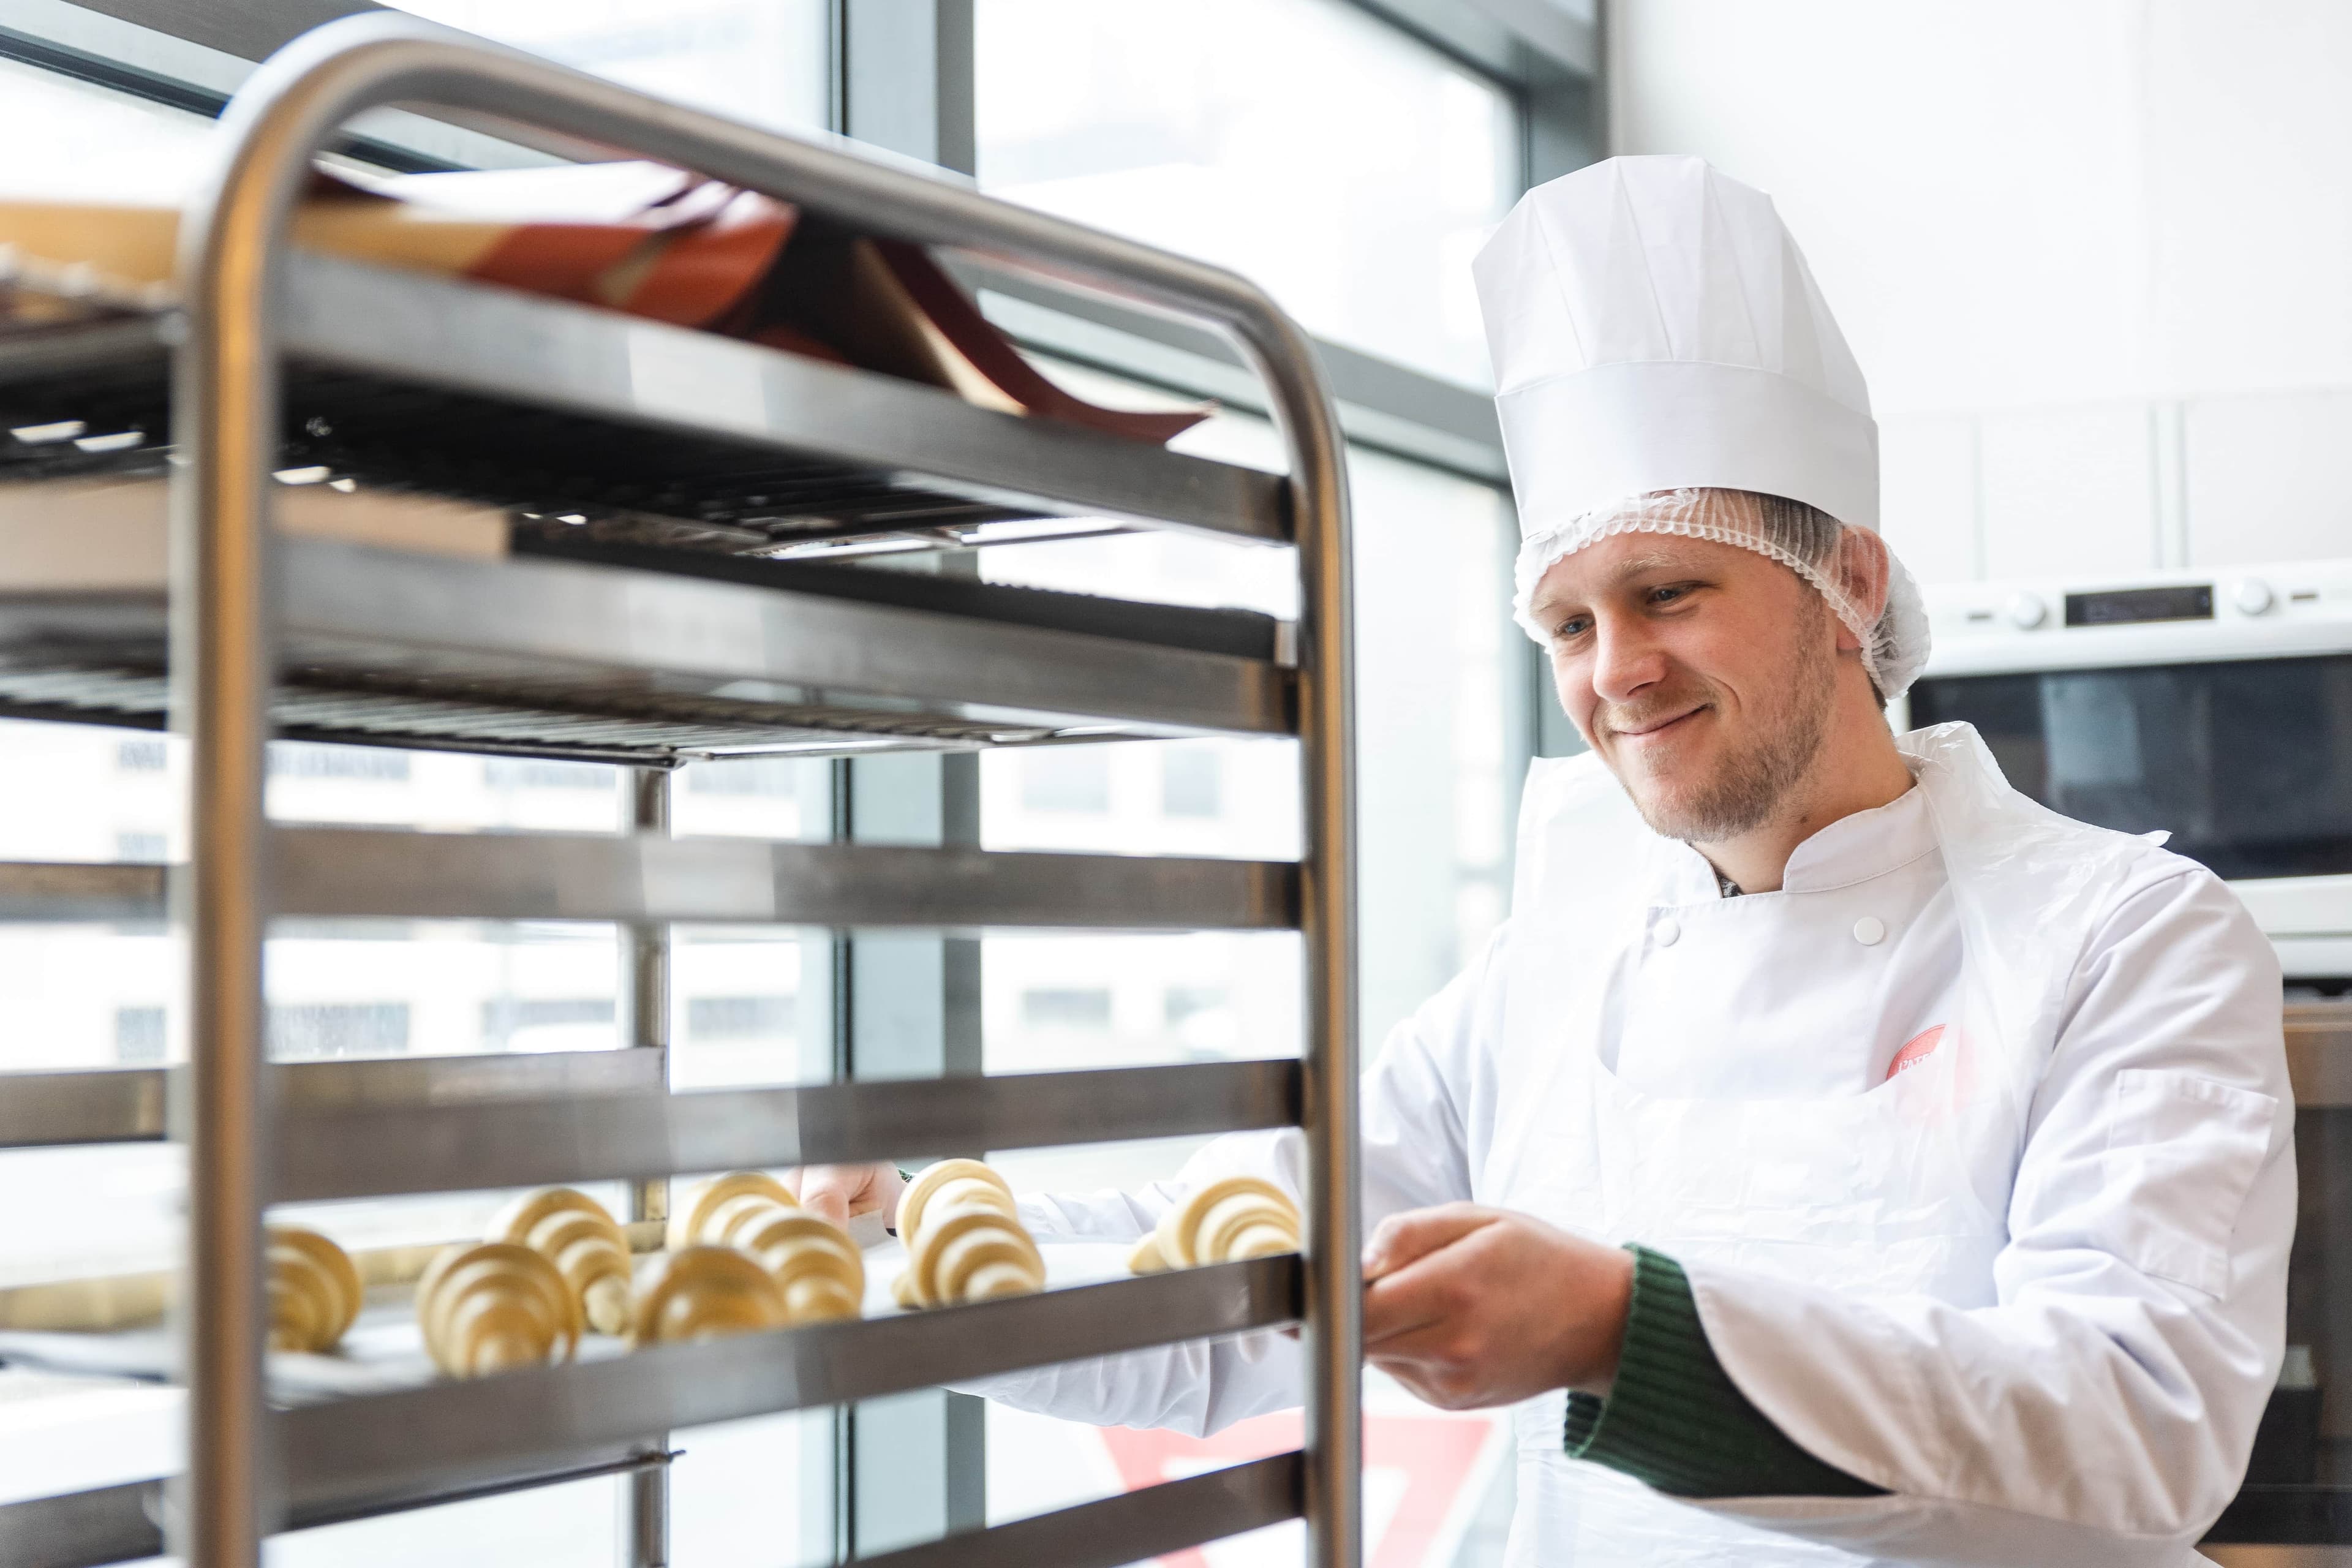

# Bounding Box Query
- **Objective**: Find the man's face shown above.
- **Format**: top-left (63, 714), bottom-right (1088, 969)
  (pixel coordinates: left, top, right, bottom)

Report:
top-left (1526, 530), bottom-right (1842, 843)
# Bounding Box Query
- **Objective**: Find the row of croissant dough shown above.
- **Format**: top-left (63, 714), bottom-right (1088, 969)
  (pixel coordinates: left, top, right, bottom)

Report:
top-left (264, 1161), bottom-right (1299, 1380)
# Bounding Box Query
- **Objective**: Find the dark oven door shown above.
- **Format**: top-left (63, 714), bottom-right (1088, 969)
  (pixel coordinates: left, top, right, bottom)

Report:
top-left (1907, 652), bottom-right (2352, 881)
top-left (2201, 1004), bottom-right (2352, 1550)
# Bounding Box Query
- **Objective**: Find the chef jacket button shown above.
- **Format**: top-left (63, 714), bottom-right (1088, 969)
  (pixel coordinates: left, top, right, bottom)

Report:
top-left (1655, 917), bottom-right (1681, 948)
top-left (1853, 916), bottom-right (1887, 946)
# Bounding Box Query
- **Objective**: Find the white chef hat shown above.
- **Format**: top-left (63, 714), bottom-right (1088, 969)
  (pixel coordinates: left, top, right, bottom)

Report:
top-left (1472, 154), bottom-right (1928, 697)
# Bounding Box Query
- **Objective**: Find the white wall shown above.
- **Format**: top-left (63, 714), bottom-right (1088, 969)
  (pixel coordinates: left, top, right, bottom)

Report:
top-left (1608, 0), bottom-right (2352, 579)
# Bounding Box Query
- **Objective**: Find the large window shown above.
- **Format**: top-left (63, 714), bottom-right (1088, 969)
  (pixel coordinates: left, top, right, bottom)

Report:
top-left (0, 56), bottom-right (214, 200)
top-left (0, 1), bottom-right (1579, 1561)
top-left (976, 0), bottom-right (1522, 387)
top-left (388, 0), bottom-right (830, 133)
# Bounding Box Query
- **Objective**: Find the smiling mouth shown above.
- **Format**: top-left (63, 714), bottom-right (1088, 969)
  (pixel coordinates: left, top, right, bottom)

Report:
top-left (1610, 705), bottom-right (1707, 740)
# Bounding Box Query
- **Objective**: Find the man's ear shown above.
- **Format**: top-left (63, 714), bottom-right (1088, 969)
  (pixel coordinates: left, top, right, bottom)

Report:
top-left (1831, 527), bottom-right (1892, 638)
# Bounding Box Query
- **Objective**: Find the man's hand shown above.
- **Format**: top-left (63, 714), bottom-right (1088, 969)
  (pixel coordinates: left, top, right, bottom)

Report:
top-left (1362, 1204), bottom-right (1634, 1411)
top-left (784, 1162), bottom-right (903, 1232)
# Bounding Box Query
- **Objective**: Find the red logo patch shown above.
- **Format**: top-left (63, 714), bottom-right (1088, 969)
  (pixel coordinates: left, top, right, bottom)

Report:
top-left (1885, 1025), bottom-right (1945, 1082)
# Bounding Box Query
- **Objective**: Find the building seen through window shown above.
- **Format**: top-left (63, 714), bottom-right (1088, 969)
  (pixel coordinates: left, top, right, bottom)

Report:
top-left (1019, 987), bottom-right (1114, 1031)
top-left (1017, 748), bottom-right (1114, 814)
top-left (0, 728), bottom-right (831, 1079)
top-left (1159, 745), bottom-right (1223, 818)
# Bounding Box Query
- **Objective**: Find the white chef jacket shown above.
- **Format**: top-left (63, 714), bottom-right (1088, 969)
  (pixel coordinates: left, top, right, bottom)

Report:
top-left (981, 725), bottom-right (2292, 1566)
top-left (1613, 781), bottom-right (1958, 1095)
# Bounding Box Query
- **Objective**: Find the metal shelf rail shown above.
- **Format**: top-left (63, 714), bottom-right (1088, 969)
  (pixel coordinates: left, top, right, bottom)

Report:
top-left (0, 13), bottom-right (1360, 1568)
top-left (0, 508), bottom-right (1293, 761)
top-left (0, 248), bottom-right (1292, 551)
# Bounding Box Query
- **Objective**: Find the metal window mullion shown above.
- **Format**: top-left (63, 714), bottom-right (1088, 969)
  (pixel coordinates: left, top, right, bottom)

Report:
top-left (836, 7), bottom-right (985, 1556)
top-left (835, 749), bottom-right (988, 1559)
top-left (620, 767), bottom-right (673, 1568)
top-left (840, 0), bottom-right (974, 178)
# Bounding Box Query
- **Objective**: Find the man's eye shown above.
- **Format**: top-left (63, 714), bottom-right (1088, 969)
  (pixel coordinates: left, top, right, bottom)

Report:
top-left (1552, 616), bottom-right (1591, 640)
top-left (1649, 584), bottom-right (1689, 605)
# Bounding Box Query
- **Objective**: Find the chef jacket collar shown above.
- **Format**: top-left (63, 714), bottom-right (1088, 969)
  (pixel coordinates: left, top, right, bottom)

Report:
top-left (1645, 769), bottom-right (1935, 904)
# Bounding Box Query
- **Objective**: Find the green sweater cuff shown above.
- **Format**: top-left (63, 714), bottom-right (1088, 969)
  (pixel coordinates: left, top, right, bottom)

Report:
top-left (1563, 1245), bottom-right (1887, 1499)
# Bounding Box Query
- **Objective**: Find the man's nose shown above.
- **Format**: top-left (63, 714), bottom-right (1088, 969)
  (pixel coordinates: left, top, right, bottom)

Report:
top-left (1589, 614), bottom-right (1668, 705)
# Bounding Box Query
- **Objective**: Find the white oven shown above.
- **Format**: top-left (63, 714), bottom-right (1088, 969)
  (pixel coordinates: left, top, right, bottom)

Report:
top-left (1907, 557), bottom-right (2352, 982)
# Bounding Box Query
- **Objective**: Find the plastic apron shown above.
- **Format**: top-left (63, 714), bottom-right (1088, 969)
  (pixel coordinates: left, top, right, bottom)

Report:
top-left (1480, 726), bottom-right (2101, 1567)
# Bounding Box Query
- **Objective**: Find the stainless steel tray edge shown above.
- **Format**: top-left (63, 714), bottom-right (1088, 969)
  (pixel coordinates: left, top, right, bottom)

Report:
top-left (282, 253), bottom-right (1291, 547)
top-left (274, 1057), bottom-right (1302, 1202)
top-left (0, 1050), bottom-right (666, 1150)
top-left (280, 1256), bottom-right (1298, 1509)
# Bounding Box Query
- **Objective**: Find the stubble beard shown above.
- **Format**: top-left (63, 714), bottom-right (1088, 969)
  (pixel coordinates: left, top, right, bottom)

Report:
top-left (1616, 608), bottom-right (1839, 845)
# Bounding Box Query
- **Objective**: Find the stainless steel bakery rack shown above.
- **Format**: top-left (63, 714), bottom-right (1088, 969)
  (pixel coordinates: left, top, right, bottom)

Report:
top-left (0, 15), bottom-right (1359, 1568)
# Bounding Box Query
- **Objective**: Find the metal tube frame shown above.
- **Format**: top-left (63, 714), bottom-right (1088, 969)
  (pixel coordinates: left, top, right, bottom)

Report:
top-left (172, 14), bottom-right (1358, 1568)
top-left (622, 768), bottom-right (672, 1568)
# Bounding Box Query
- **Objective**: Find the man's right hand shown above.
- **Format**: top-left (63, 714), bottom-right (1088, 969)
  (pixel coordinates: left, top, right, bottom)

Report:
top-left (784, 1162), bottom-right (905, 1232)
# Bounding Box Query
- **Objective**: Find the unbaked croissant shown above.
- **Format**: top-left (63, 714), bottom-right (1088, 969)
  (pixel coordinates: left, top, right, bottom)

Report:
top-left (896, 1158), bottom-right (1019, 1237)
top-left (891, 1159), bottom-right (1043, 1310)
top-left (667, 1170), bottom-right (799, 1251)
top-left (415, 1241), bottom-right (581, 1377)
top-left (728, 1207), bottom-right (864, 1324)
top-left (631, 1245), bottom-right (791, 1346)
top-left (1126, 1176), bottom-right (1301, 1274)
top-left (486, 1187), bottom-right (634, 1335)
top-left (266, 1225), bottom-right (363, 1353)
top-left (667, 1170), bottom-right (863, 1324)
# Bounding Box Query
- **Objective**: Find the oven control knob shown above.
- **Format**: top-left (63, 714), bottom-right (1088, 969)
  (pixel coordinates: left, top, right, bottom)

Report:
top-left (2231, 578), bottom-right (2276, 616)
top-left (2003, 592), bottom-right (2049, 630)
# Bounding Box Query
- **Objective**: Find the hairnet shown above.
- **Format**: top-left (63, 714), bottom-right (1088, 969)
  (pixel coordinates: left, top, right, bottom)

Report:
top-left (1509, 487), bottom-right (1931, 699)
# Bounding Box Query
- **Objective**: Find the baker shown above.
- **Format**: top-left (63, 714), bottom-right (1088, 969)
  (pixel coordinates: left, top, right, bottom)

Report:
top-left (795, 155), bottom-right (2293, 1566)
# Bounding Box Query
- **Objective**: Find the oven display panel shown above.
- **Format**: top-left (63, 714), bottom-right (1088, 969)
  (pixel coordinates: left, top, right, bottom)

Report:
top-left (2063, 584), bottom-right (2215, 626)
top-left (1909, 653), bottom-right (2352, 880)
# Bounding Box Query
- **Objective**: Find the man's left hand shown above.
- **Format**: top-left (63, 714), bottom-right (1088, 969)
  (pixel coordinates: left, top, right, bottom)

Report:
top-left (1361, 1204), bottom-right (1635, 1411)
